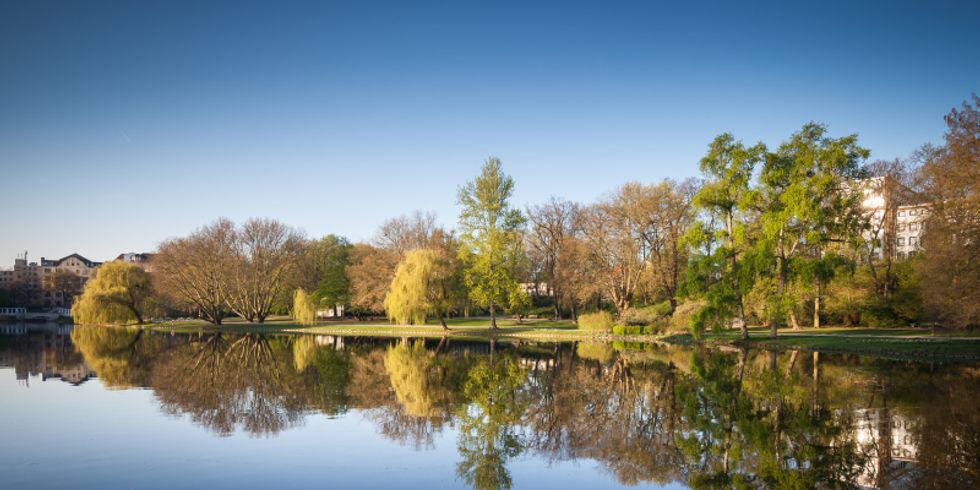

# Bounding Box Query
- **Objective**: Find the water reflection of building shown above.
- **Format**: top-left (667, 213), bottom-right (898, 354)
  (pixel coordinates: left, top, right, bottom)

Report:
top-left (0, 326), bottom-right (93, 386)
top-left (853, 408), bottom-right (918, 489)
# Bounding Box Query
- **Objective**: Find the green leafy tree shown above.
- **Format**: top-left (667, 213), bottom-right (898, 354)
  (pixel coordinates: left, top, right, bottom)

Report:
top-left (754, 123), bottom-right (868, 335)
top-left (310, 235), bottom-right (353, 316)
top-left (684, 134), bottom-right (766, 340)
top-left (384, 248), bottom-right (464, 329)
top-left (72, 261), bottom-right (158, 325)
top-left (457, 157), bottom-right (527, 329)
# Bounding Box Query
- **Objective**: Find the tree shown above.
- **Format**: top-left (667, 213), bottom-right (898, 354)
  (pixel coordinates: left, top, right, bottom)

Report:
top-left (44, 268), bottom-right (85, 307)
top-left (526, 197), bottom-right (580, 318)
top-left (685, 134), bottom-right (766, 340)
top-left (916, 95), bottom-right (980, 328)
top-left (384, 249), bottom-right (463, 329)
top-left (308, 235), bottom-right (353, 316)
top-left (457, 157), bottom-right (527, 329)
top-left (633, 179), bottom-right (697, 312)
top-left (292, 288), bottom-right (317, 326)
top-left (347, 243), bottom-right (399, 316)
top-left (754, 123), bottom-right (868, 336)
top-left (72, 261), bottom-right (157, 325)
top-left (579, 188), bottom-right (649, 315)
top-left (347, 212), bottom-right (447, 318)
top-left (225, 218), bottom-right (305, 323)
top-left (154, 219), bottom-right (236, 325)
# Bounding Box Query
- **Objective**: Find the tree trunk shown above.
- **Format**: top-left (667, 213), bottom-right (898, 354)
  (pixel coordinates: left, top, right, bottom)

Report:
top-left (439, 313), bottom-right (449, 331)
top-left (789, 311), bottom-right (800, 330)
top-left (727, 213), bottom-right (748, 341)
top-left (489, 299), bottom-right (498, 329)
top-left (812, 283), bottom-right (821, 328)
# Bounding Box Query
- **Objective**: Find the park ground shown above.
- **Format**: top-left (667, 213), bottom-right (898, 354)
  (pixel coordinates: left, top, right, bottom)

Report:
top-left (139, 316), bottom-right (980, 361)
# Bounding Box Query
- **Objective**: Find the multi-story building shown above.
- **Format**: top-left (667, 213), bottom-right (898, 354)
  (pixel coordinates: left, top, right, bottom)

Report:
top-left (0, 252), bottom-right (103, 308)
top-left (857, 177), bottom-right (928, 261)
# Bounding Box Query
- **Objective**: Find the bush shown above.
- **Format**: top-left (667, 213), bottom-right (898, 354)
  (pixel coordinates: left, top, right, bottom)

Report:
top-left (619, 301), bottom-right (673, 326)
top-left (669, 300), bottom-right (704, 333)
top-left (578, 311), bottom-right (614, 333)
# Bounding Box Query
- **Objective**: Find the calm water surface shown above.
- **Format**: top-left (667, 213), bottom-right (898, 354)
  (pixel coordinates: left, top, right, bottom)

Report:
top-left (1, 324), bottom-right (977, 489)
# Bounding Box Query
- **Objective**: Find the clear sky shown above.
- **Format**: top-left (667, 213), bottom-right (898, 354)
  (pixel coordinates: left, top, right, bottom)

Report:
top-left (1, 0), bottom-right (977, 263)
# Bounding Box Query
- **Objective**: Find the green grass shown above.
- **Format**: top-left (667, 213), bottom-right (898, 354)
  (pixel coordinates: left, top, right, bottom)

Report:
top-left (139, 317), bottom-right (980, 360)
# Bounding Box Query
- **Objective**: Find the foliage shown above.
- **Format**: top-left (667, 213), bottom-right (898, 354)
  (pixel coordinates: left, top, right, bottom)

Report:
top-left (292, 288), bottom-right (317, 326)
top-left (578, 311), bottom-right (614, 332)
top-left (683, 133), bottom-right (766, 339)
top-left (916, 95), bottom-right (980, 328)
top-left (384, 249), bottom-right (463, 326)
top-left (72, 261), bottom-right (157, 325)
top-left (456, 157), bottom-right (527, 328)
top-left (619, 301), bottom-right (672, 326)
top-left (308, 234), bottom-right (353, 310)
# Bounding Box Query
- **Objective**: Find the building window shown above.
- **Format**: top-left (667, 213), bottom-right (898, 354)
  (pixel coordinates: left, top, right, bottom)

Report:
top-left (910, 209), bottom-right (918, 216)
top-left (910, 223), bottom-right (918, 231)
top-left (898, 252), bottom-right (906, 260)
top-left (897, 237), bottom-right (905, 246)
top-left (899, 210), bottom-right (906, 217)
top-left (897, 223), bottom-right (905, 231)
top-left (910, 236), bottom-right (917, 246)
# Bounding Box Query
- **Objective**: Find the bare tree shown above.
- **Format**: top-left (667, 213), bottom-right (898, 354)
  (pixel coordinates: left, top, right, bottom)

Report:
top-left (154, 219), bottom-right (236, 325)
top-left (633, 179), bottom-right (697, 312)
top-left (224, 218), bottom-right (305, 323)
top-left (579, 186), bottom-right (650, 315)
top-left (526, 197), bottom-right (580, 318)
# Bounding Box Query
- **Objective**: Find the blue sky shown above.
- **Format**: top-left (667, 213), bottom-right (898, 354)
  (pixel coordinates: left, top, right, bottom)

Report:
top-left (1, 0), bottom-right (977, 262)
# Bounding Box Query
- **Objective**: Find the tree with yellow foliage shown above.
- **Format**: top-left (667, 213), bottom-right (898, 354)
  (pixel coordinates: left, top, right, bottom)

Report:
top-left (72, 261), bottom-right (157, 325)
top-left (384, 248), bottom-right (463, 329)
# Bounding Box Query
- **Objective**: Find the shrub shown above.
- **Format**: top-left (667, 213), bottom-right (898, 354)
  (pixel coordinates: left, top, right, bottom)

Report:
top-left (669, 300), bottom-right (704, 333)
top-left (620, 301), bottom-right (673, 326)
top-left (578, 311), bottom-right (614, 333)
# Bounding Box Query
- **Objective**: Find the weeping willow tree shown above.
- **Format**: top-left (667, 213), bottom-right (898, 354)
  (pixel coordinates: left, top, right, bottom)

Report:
top-left (384, 249), bottom-right (462, 329)
top-left (292, 288), bottom-right (317, 325)
top-left (72, 261), bottom-right (157, 325)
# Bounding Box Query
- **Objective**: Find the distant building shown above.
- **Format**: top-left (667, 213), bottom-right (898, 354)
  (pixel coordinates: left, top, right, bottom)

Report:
top-left (0, 252), bottom-right (103, 308)
top-left (114, 252), bottom-right (155, 272)
top-left (856, 177), bottom-right (929, 261)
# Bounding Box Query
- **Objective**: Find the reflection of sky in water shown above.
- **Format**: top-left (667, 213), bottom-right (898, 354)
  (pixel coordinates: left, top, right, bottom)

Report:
top-left (0, 368), bottom-right (674, 489)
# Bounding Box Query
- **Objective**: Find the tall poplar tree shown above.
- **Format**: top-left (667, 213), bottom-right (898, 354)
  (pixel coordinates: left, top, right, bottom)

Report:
top-left (457, 157), bottom-right (527, 329)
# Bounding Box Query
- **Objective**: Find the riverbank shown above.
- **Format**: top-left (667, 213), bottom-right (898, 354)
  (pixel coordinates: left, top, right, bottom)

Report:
top-left (136, 317), bottom-right (980, 361)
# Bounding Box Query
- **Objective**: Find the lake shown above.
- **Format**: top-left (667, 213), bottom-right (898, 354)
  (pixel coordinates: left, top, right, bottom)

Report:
top-left (1, 324), bottom-right (977, 489)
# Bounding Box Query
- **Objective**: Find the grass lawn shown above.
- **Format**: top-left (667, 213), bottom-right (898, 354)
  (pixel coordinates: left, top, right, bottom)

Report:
top-left (138, 317), bottom-right (980, 360)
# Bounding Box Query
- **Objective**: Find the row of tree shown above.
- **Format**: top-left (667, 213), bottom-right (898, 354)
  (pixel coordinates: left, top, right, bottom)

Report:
top-left (74, 95), bottom-right (977, 331)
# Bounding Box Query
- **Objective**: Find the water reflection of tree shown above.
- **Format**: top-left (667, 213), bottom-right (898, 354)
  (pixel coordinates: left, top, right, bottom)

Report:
top-left (70, 325), bottom-right (166, 388)
top-left (61, 329), bottom-right (980, 488)
top-left (152, 334), bottom-right (307, 436)
top-left (455, 355), bottom-right (527, 490)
